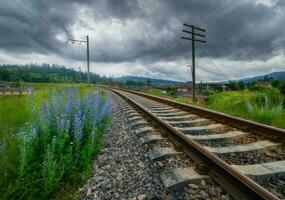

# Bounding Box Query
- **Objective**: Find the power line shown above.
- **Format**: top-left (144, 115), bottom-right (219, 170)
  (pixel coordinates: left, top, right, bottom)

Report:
top-left (11, 0), bottom-right (67, 40)
top-left (199, 48), bottom-right (230, 81)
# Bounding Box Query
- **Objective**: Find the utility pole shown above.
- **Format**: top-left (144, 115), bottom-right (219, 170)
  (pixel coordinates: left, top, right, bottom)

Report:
top-left (147, 78), bottom-right (151, 86)
top-left (79, 66), bottom-right (81, 83)
top-left (182, 23), bottom-right (206, 102)
top-left (67, 35), bottom-right (90, 84)
top-left (86, 35), bottom-right (90, 84)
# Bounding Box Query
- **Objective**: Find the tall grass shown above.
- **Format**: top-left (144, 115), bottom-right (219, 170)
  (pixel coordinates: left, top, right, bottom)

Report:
top-left (0, 86), bottom-right (110, 199)
top-left (145, 87), bottom-right (285, 129)
top-left (206, 88), bottom-right (285, 128)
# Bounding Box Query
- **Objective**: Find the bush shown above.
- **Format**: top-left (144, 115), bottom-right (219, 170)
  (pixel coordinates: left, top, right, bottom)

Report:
top-left (1, 87), bottom-right (110, 199)
top-left (271, 80), bottom-right (280, 88)
top-left (249, 84), bottom-right (269, 91)
top-left (280, 82), bottom-right (285, 95)
top-left (206, 89), bottom-right (284, 128)
top-left (166, 87), bottom-right (177, 96)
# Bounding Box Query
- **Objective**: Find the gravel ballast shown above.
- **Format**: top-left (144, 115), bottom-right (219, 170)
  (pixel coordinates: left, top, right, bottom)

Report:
top-left (79, 90), bottom-right (232, 200)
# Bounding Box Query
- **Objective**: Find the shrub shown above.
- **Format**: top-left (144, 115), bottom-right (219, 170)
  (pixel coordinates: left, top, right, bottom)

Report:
top-left (166, 87), bottom-right (177, 96)
top-left (249, 84), bottom-right (269, 91)
top-left (206, 89), bottom-right (284, 128)
top-left (1, 87), bottom-right (110, 199)
top-left (280, 82), bottom-right (285, 95)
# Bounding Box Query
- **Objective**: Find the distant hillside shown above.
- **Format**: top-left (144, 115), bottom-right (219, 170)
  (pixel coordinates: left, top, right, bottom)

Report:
top-left (115, 76), bottom-right (183, 86)
top-left (234, 71), bottom-right (285, 83)
top-left (0, 64), bottom-right (109, 84)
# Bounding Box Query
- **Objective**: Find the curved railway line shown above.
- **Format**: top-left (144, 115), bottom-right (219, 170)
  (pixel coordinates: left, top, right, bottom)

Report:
top-left (108, 88), bottom-right (285, 200)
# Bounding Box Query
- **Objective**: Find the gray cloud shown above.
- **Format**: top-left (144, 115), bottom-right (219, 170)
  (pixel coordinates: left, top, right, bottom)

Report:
top-left (0, 0), bottom-right (284, 81)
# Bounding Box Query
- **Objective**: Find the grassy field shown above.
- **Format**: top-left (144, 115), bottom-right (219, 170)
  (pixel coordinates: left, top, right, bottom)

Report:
top-left (0, 83), bottom-right (109, 200)
top-left (205, 89), bottom-right (285, 128)
top-left (0, 84), bottom-right (97, 138)
top-left (146, 87), bottom-right (285, 129)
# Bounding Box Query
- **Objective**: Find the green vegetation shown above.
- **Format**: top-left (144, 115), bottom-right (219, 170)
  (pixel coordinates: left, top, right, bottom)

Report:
top-left (0, 84), bottom-right (110, 199)
top-left (175, 97), bottom-right (193, 104)
top-left (0, 84), bottom-right (97, 138)
top-left (0, 64), bottom-right (109, 84)
top-left (228, 81), bottom-right (246, 90)
top-left (147, 89), bottom-right (175, 99)
top-left (166, 86), bottom-right (178, 96)
top-left (206, 86), bottom-right (284, 128)
top-left (145, 85), bottom-right (285, 129)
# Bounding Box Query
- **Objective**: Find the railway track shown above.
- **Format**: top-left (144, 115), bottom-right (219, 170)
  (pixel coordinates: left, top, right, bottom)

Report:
top-left (109, 88), bottom-right (285, 200)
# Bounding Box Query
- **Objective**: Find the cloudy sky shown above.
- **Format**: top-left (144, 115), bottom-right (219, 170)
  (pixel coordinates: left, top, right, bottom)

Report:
top-left (0, 0), bottom-right (284, 81)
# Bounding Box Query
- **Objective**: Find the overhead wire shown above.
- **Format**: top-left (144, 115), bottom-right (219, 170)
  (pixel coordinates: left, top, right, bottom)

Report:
top-left (11, 0), bottom-right (68, 41)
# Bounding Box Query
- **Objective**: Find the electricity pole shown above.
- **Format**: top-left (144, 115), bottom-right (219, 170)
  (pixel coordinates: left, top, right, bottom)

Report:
top-left (79, 66), bottom-right (81, 83)
top-left (86, 35), bottom-right (90, 84)
top-left (67, 35), bottom-right (90, 84)
top-left (147, 78), bottom-right (151, 86)
top-left (181, 23), bottom-right (206, 102)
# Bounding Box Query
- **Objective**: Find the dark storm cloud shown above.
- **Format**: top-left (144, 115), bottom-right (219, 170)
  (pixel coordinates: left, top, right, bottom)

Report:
top-left (0, 0), bottom-right (76, 54)
top-left (0, 0), bottom-right (285, 63)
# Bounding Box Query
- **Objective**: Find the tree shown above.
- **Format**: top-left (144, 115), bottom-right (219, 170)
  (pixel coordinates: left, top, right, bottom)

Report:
top-left (228, 81), bottom-right (237, 90)
top-left (280, 82), bottom-right (285, 95)
top-left (271, 80), bottom-right (280, 88)
top-left (237, 81), bottom-right (245, 90)
top-left (166, 86), bottom-right (177, 96)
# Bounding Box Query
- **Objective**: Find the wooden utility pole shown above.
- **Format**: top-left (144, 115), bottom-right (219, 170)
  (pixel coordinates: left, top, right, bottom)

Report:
top-left (147, 78), bottom-right (151, 86)
top-left (67, 35), bottom-right (90, 84)
top-left (86, 35), bottom-right (90, 84)
top-left (182, 23), bottom-right (206, 102)
top-left (79, 66), bottom-right (81, 83)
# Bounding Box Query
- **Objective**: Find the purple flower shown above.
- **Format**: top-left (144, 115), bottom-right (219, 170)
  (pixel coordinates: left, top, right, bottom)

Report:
top-left (74, 110), bottom-right (84, 141)
top-left (100, 97), bottom-right (110, 120)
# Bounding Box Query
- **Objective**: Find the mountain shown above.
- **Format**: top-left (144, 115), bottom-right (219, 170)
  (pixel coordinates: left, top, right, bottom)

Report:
top-left (115, 76), bottom-right (183, 86)
top-left (234, 71), bottom-right (285, 83)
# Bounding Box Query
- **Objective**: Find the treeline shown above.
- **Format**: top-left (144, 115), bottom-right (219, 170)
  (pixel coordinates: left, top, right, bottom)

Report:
top-left (0, 64), bottom-right (110, 84)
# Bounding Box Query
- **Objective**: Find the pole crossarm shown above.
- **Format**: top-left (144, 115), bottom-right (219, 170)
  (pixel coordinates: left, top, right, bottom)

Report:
top-left (181, 37), bottom-right (206, 43)
top-left (183, 23), bottom-right (206, 32)
top-left (67, 35), bottom-right (90, 85)
top-left (67, 38), bottom-right (87, 43)
top-left (182, 29), bottom-right (205, 37)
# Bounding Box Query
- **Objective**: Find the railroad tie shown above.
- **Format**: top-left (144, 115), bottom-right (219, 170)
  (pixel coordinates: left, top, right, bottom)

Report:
top-left (155, 111), bottom-right (189, 117)
top-left (135, 127), bottom-right (154, 134)
top-left (178, 124), bottom-right (228, 134)
top-left (140, 135), bottom-right (166, 144)
top-left (160, 167), bottom-right (210, 191)
top-left (151, 109), bottom-right (180, 113)
top-left (205, 140), bottom-right (281, 155)
top-left (160, 115), bottom-right (197, 121)
top-left (127, 112), bottom-right (140, 118)
top-left (231, 160), bottom-right (285, 183)
top-left (187, 130), bottom-right (250, 141)
top-left (128, 116), bottom-right (143, 122)
top-left (148, 147), bottom-right (182, 161)
top-left (130, 120), bottom-right (147, 127)
top-left (125, 110), bottom-right (137, 114)
top-left (151, 107), bottom-right (174, 111)
top-left (166, 118), bottom-right (212, 127)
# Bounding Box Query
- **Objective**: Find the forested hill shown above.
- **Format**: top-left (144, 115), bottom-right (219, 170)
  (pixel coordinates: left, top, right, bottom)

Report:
top-left (0, 64), bottom-right (109, 83)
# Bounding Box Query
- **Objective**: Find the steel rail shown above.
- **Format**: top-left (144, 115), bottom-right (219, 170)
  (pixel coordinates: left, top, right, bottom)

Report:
top-left (110, 88), bottom-right (281, 200)
top-left (117, 88), bottom-right (285, 142)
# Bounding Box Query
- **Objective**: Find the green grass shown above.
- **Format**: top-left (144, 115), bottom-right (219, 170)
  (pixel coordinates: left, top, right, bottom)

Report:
top-left (175, 97), bottom-right (194, 104)
top-left (0, 83), bottom-right (97, 138)
top-left (205, 89), bottom-right (284, 128)
top-left (0, 83), bottom-right (109, 200)
top-left (145, 87), bottom-right (285, 129)
top-left (147, 89), bottom-right (175, 99)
